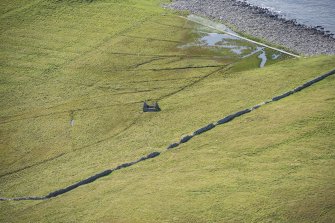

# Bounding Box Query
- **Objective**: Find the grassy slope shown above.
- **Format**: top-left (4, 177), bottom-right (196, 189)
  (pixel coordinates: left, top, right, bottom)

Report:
top-left (0, 0), bottom-right (334, 222)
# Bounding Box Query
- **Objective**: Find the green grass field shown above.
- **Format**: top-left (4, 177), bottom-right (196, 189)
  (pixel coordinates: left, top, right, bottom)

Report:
top-left (0, 0), bottom-right (334, 222)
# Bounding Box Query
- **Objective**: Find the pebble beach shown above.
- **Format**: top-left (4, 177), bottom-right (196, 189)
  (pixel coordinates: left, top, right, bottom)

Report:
top-left (166, 0), bottom-right (335, 55)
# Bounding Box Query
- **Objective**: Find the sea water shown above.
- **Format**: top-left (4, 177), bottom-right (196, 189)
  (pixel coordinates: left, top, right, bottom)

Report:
top-left (241, 0), bottom-right (335, 34)
top-left (242, 0), bottom-right (335, 34)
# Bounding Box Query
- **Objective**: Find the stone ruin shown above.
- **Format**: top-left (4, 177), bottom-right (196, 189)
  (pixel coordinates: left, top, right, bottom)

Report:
top-left (143, 101), bottom-right (161, 112)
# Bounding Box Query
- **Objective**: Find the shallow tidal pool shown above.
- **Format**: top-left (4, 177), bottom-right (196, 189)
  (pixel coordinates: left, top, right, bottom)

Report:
top-left (180, 15), bottom-right (289, 68)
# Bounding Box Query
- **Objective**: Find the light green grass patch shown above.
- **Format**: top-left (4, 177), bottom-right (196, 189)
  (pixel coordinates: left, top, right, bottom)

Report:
top-left (0, 0), bottom-right (334, 222)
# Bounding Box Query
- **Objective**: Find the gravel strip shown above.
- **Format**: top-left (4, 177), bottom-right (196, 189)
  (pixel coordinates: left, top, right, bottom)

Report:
top-left (165, 0), bottom-right (335, 55)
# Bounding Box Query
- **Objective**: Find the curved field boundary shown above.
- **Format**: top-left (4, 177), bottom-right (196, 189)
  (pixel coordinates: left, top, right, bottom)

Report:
top-left (1, 68), bottom-right (334, 201)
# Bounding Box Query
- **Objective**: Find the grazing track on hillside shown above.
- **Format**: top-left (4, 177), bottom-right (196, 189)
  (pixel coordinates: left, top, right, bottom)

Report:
top-left (157, 65), bottom-right (232, 101)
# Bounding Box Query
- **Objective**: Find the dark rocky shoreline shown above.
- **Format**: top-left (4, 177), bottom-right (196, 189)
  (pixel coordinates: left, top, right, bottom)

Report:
top-left (166, 0), bottom-right (335, 55)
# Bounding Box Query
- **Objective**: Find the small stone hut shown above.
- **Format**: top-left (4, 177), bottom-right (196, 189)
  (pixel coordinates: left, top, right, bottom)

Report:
top-left (143, 101), bottom-right (161, 112)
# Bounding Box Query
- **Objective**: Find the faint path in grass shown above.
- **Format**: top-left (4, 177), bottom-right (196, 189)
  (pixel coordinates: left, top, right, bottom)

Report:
top-left (0, 112), bottom-right (142, 179)
top-left (0, 61), bottom-right (226, 125)
top-left (108, 51), bottom-right (230, 59)
top-left (1, 0), bottom-right (153, 20)
top-left (0, 153), bottom-right (65, 179)
top-left (121, 35), bottom-right (184, 44)
top-left (0, 0), bottom-right (43, 20)
top-left (128, 76), bottom-right (200, 84)
top-left (146, 64), bottom-right (226, 71)
top-left (0, 152), bottom-right (161, 201)
top-left (105, 64), bottom-right (229, 72)
top-left (0, 12), bottom-right (197, 125)
top-left (242, 128), bottom-right (322, 157)
top-left (130, 57), bottom-right (162, 69)
top-left (0, 100), bottom-right (143, 125)
top-left (7, 11), bottom-right (161, 88)
top-left (149, 20), bottom-right (194, 30)
top-left (71, 113), bottom-right (142, 153)
top-left (0, 64), bottom-right (232, 178)
top-left (0, 68), bottom-right (334, 201)
top-left (157, 64), bottom-right (233, 101)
